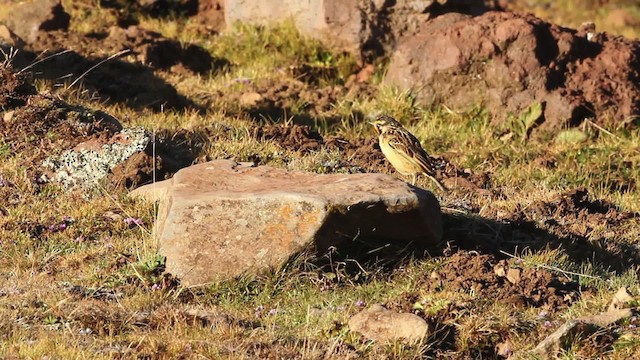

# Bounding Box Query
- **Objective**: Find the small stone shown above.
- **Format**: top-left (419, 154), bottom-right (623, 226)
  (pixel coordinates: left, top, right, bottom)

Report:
top-left (240, 92), bottom-right (263, 107)
top-left (608, 287), bottom-right (634, 312)
top-left (506, 268), bottom-right (521, 284)
top-left (348, 304), bottom-right (430, 344)
top-left (493, 264), bottom-right (506, 277)
top-left (495, 339), bottom-right (513, 358)
top-left (3, 110), bottom-right (14, 122)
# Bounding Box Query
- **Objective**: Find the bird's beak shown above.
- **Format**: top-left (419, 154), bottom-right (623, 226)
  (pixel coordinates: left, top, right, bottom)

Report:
top-left (369, 121), bottom-right (380, 134)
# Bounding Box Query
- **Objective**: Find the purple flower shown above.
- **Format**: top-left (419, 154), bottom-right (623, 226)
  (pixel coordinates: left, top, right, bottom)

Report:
top-left (151, 283), bottom-right (161, 291)
top-left (48, 217), bottom-right (74, 232)
top-left (124, 217), bottom-right (144, 227)
top-left (544, 320), bottom-right (554, 328)
top-left (74, 236), bottom-right (84, 243)
top-left (230, 77), bottom-right (251, 85)
top-left (0, 176), bottom-right (11, 187)
top-left (48, 223), bottom-right (66, 232)
top-left (355, 300), bottom-right (366, 307)
top-left (538, 311), bottom-right (548, 318)
top-left (268, 308), bottom-right (278, 316)
top-left (254, 305), bottom-right (264, 317)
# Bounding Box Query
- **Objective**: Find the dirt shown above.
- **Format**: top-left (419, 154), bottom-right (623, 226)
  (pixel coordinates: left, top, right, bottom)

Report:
top-left (252, 123), bottom-right (491, 190)
top-left (8, 23), bottom-right (224, 111)
top-left (219, 77), bottom-right (376, 120)
top-left (524, 188), bottom-right (637, 235)
top-left (385, 11), bottom-right (640, 133)
top-left (387, 251), bottom-right (580, 320)
top-left (0, 91), bottom-right (120, 166)
top-left (0, 66), bottom-right (36, 109)
top-left (426, 251), bottom-right (579, 309)
top-left (442, 188), bottom-right (640, 274)
top-left (384, 251), bottom-right (582, 358)
top-left (0, 64), bottom-right (198, 190)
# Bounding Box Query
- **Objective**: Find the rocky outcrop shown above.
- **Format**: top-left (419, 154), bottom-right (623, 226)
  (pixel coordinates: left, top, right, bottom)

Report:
top-left (384, 12), bottom-right (640, 132)
top-left (203, 0), bottom-right (496, 60)
top-left (130, 160), bottom-right (442, 285)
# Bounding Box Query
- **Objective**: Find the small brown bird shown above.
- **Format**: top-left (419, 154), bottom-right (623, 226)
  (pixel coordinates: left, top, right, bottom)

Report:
top-left (370, 115), bottom-right (445, 191)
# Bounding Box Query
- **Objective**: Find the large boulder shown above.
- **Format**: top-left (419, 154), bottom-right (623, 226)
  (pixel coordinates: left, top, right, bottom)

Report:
top-left (205, 0), bottom-right (494, 59)
top-left (384, 12), bottom-right (640, 131)
top-left (0, 0), bottom-right (70, 43)
top-left (130, 160), bottom-right (442, 285)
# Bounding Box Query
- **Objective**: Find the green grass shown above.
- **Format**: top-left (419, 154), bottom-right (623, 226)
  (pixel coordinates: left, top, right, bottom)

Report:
top-left (1, 1), bottom-right (640, 358)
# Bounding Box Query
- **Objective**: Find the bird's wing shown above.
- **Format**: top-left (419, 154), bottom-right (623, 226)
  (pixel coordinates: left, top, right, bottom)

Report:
top-left (387, 128), bottom-right (436, 175)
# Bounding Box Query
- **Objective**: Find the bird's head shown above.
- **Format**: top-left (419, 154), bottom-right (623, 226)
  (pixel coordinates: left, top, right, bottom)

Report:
top-left (369, 114), bottom-right (402, 134)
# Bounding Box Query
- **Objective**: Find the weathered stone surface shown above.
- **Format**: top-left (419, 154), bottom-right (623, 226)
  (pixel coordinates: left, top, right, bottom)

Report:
top-left (130, 160), bottom-right (442, 285)
top-left (225, 0), bottom-right (368, 57)
top-left (348, 304), bottom-right (430, 344)
top-left (207, 0), bottom-right (494, 60)
top-left (1, 0), bottom-right (70, 43)
top-left (385, 11), bottom-right (640, 132)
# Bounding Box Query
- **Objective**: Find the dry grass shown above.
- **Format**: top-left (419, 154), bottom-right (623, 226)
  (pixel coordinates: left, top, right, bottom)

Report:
top-left (0, 1), bottom-right (639, 358)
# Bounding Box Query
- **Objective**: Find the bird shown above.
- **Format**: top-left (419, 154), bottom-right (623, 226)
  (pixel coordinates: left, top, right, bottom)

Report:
top-left (370, 114), bottom-right (446, 191)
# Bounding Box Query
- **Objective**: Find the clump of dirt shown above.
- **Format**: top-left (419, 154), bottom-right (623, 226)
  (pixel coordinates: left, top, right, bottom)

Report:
top-left (104, 25), bottom-right (228, 74)
top-left (385, 11), bottom-right (640, 133)
top-left (253, 124), bottom-right (323, 153)
top-left (227, 77), bottom-right (376, 119)
top-left (426, 252), bottom-right (579, 309)
top-left (326, 136), bottom-right (393, 174)
top-left (100, 0), bottom-right (198, 18)
top-left (0, 64), bottom-right (197, 190)
top-left (514, 188), bottom-right (640, 266)
top-left (444, 188), bottom-right (640, 273)
top-left (108, 128), bottom-right (204, 188)
top-left (0, 66), bottom-right (36, 109)
top-left (526, 188), bottom-right (636, 233)
top-left (0, 94), bottom-right (121, 160)
top-left (437, 156), bottom-right (492, 190)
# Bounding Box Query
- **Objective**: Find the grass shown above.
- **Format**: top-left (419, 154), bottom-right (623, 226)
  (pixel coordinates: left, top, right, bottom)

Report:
top-left (0, 0), bottom-right (639, 358)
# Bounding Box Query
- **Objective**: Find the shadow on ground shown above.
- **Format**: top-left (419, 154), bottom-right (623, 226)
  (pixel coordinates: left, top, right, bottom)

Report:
top-left (4, 28), bottom-right (229, 112)
top-left (311, 188), bottom-right (640, 278)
